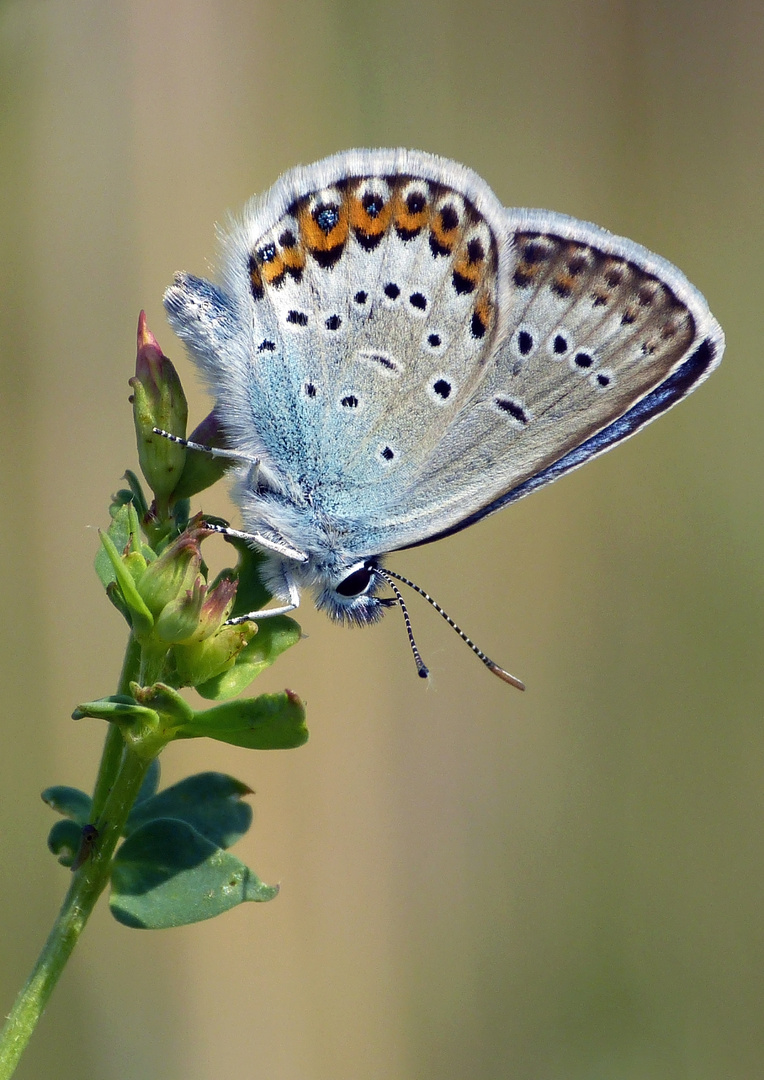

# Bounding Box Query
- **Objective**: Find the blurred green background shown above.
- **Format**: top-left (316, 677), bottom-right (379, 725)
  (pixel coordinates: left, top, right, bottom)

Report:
top-left (1, 2), bottom-right (761, 1078)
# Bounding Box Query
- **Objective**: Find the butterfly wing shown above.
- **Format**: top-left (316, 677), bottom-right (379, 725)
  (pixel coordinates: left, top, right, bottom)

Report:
top-left (369, 209), bottom-right (724, 554)
top-left (165, 151), bottom-right (723, 561)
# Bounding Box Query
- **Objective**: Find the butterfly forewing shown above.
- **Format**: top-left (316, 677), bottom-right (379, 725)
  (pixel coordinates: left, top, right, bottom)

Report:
top-left (226, 153), bottom-right (511, 513)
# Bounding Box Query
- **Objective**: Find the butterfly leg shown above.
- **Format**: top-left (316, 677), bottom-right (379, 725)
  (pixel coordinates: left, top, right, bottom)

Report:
top-left (226, 574), bottom-right (301, 624)
top-left (203, 522), bottom-right (308, 563)
top-left (151, 427), bottom-right (261, 467)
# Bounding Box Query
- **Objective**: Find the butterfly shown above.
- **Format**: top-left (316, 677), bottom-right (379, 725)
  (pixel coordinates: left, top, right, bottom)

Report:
top-left (163, 149), bottom-right (724, 685)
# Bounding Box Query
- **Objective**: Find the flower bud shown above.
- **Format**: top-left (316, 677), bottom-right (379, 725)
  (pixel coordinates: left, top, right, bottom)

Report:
top-left (155, 578), bottom-right (206, 643)
top-left (136, 525), bottom-right (207, 619)
top-left (192, 574), bottom-right (238, 642)
top-left (172, 622), bottom-right (257, 688)
top-left (129, 312), bottom-right (188, 512)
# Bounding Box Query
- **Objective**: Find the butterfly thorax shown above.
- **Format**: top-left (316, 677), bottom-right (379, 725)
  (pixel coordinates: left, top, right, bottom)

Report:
top-left (232, 472), bottom-right (388, 624)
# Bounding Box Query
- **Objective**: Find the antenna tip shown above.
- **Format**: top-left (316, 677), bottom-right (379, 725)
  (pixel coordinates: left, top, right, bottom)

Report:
top-left (417, 665), bottom-right (430, 679)
top-left (487, 662), bottom-right (526, 691)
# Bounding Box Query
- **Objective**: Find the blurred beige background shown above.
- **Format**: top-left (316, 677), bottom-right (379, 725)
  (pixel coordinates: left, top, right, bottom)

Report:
top-left (1, 2), bottom-right (761, 1078)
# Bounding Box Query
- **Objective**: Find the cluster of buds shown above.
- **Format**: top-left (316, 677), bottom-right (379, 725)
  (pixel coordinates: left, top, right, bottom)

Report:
top-left (99, 517), bottom-right (257, 693)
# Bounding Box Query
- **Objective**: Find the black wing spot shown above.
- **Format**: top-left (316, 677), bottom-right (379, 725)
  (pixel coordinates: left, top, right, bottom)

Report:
top-left (279, 229), bottom-right (296, 248)
top-left (362, 352), bottom-right (397, 372)
top-left (381, 446), bottom-right (394, 461)
top-left (518, 330), bottom-right (533, 355)
top-left (287, 310), bottom-right (308, 326)
top-left (433, 379), bottom-right (451, 399)
top-left (522, 241), bottom-right (545, 263)
top-left (596, 373), bottom-right (611, 387)
top-left (304, 382), bottom-right (317, 398)
top-left (466, 238), bottom-right (485, 263)
top-left (574, 352), bottom-right (593, 368)
top-left (494, 398), bottom-right (529, 423)
top-left (428, 333), bottom-right (441, 348)
top-left (248, 254), bottom-right (264, 299)
top-left (409, 292), bottom-right (427, 310)
top-left (258, 243), bottom-right (277, 263)
top-left (440, 204), bottom-right (459, 231)
top-left (406, 191), bottom-right (426, 214)
top-left (354, 290), bottom-right (368, 304)
top-left (314, 203), bottom-right (340, 233)
top-left (471, 310), bottom-right (487, 338)
top-left (341, 395), bottom-right (359, 408)
top-left (362, 192), bottom-right (385, 217)
top-left (258, 339), bottom-right (276, 352)
top-left (325, 314), bottom-right (342, 330)
top-left (553, 334), bottom-right (568, 354)
top-left (452, 271), bottom-right (475, 295)
top-left (384, 282), bottom-right (400, 300)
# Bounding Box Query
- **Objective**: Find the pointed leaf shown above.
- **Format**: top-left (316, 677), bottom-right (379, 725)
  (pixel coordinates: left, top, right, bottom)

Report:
top-left (122, 470), bottom-right (149, 518)
top-left (178, 690), bottom-right (308, 749)
top-left (110, 818), bottom-right (278, 929)
top-left (95, 501), bottom-right (151, 589)
top-left (98, 529), bottom-right (154, 637)
top-left (126, 772), bottom-right (253, 848)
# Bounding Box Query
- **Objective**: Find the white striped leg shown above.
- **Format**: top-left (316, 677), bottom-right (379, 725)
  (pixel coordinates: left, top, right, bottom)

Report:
top-left (152, 427), bottom-right (260, 466)
top-left (227, 575), bottom-right (301, 623)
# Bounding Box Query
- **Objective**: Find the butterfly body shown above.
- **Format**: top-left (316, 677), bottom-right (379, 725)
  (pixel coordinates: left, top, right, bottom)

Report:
top-left (164, 149), bottom-right (724, 627)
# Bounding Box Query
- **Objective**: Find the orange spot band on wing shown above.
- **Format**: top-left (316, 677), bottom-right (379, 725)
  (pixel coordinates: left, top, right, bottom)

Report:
top-left (393, 190), bottom-right (430, 236)
top-left (299, 196), bottom-right (350, 253)
top-left (349, 192), bottom-right (393, 239)
top-left (430, 206), bottom-right (461, 254)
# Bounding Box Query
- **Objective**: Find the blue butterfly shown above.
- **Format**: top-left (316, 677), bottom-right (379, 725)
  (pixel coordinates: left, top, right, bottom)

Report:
top-left (164, 149), bottom-right (724, 684)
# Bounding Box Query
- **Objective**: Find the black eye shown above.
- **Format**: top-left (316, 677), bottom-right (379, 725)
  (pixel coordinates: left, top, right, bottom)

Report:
top-left (336, 565), bottom-right (373, 597)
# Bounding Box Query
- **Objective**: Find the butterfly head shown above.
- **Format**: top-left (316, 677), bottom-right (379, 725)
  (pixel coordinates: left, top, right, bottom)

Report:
top-left (261, 550), bottom-right (391, 627)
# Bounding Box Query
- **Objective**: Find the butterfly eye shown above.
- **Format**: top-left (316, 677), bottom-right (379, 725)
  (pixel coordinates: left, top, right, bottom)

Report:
top-left (335, 564), bottom-right (374, 598)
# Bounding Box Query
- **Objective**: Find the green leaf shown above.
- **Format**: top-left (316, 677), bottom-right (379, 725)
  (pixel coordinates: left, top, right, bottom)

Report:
top-left (126, 772), bottom-right (253, 849)
top-left (178, 690), bottom-right (308, 750)
top-left (195, 617), bottom-right (301, 701)
top-left (47, 819), bottom-right (82, 867)
top-left (41, 786), bottom-right (92, 824)
top-left (98, 529), bottom-right (154, 638)
top-left (110, 819), bottom-right (278, 929)
top-left (122, 469), bottom-right (149, 518)
top-left (72, 694), bottom-right (158, 727)
top-left (228, 540), bottom-right (272, 617)
top-left (94, 500), bottom-right (149, 589)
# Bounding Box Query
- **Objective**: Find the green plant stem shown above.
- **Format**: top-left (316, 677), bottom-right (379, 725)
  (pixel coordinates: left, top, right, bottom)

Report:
top-left (0, 638), bottom-right (151, 1080)
top-left (91, 633), bottom-right (140, 820)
